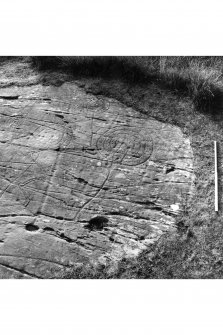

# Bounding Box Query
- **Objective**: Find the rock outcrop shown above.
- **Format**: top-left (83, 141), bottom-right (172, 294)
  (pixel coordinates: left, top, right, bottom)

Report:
top-left (0, 83), bottom-right (194, 278)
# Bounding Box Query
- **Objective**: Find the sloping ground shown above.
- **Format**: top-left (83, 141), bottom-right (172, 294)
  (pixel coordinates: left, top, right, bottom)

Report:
top-left (0, 59), bottom-right (195, 278)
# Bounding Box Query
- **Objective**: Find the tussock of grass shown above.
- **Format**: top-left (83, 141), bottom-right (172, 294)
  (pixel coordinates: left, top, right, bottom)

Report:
top-left (31, 56), bottom-right (223, 113)
top-left (0, 57), bottom-right (40, 88)
top-left (159, 63), bottom-right (223, 111)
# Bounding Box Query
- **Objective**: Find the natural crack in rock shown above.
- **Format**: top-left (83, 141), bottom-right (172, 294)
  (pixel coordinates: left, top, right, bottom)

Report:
top-left (0, 83), bottom-right (195, 278)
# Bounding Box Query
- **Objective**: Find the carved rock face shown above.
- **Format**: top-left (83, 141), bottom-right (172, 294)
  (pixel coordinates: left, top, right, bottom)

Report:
top-left (0, 83), bottom-right (194, 278)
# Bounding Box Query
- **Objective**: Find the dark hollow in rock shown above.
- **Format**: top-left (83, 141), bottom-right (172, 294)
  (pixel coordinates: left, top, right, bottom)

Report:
top-left (0, 95), bottom-right (19, 100)
top-left (166, 165), bottom-right (175, 174)
top-left (85, 216), bottom-right (109, 231)
top-left (25, 223), bottom-right (39, 232)
top-left (59, 233), bottom-right (74, 243)
top-left (43, 227), bottom-right (55, 232)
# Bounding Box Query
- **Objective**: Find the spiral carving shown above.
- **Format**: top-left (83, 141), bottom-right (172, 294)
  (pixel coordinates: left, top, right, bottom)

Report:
top-left (96, 127), bottom-right (153, 166)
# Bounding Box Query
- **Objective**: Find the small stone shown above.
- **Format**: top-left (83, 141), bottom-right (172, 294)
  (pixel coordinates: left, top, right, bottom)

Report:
top-left (170, 203), bottom-right (180, 211)
top-left (212, 249), bottom-right (219, 256)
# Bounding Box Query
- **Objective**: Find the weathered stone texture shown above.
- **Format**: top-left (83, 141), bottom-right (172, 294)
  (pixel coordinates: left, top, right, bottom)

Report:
top-left (0, 83), bottom-right (194, 278)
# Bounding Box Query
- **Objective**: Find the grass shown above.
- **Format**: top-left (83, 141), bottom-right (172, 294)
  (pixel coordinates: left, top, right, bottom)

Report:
top-left (0, 57), bottom-right (40, 88)
top-left (31, 56), bottom-right (223, 113)
top-left (3, 56), bottom-right (223, 278)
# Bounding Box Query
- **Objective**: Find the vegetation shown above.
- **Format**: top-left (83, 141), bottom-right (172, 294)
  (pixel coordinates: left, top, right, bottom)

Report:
top-left (31, 56), bottom-right (223, 113)
top-left (0, 56), bottom-right (40, 88)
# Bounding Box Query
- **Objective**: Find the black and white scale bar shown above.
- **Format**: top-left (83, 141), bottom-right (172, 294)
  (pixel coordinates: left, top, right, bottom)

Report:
top-left (214, 141), bottom-right (218, 212)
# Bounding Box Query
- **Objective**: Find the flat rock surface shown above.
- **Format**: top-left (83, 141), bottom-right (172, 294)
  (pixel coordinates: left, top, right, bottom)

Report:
top-left (0, 83), bottom-right (194, 278)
